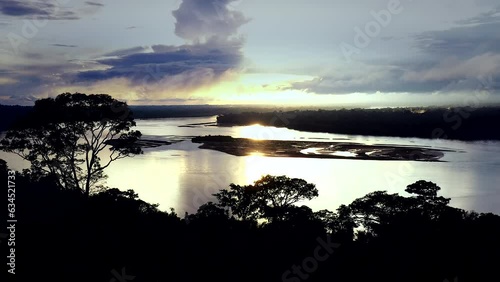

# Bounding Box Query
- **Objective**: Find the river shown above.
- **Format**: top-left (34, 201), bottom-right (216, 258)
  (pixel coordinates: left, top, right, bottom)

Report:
top-left (1, 116), bottom-right (500, 215)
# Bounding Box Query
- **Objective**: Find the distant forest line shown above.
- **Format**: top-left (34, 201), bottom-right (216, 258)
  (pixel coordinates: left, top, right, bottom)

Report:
top-left (217, 107), bottom-right (500, 141)
top-left (0, 104), bottom-right (279, 131)
top-left (2, 104), bottom-right (500, 140)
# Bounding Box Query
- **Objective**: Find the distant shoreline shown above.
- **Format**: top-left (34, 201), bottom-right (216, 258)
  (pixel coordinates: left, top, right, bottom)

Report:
top-left (2, 105), bottom-right (500, 141)
top-left (216, 107), bottom-right (500, 142)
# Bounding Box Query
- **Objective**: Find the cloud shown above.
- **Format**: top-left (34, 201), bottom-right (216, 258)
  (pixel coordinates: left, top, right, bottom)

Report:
top-left (0, 94), bottom-right (38, 105)
top-left (51, 44), bottom-right (78, 48)
top-left (74, 38), bottom-right (244, 87)
top-left (414, 5), bottom-right (500, 59)
top-left (172, 0), bottom-right (249, 42)
top-left (285, 53), bottom-right (500, 95)
top-left (415, 22), bottom-right (500, 58)
top-left (85, 1), bottom-right (104, 7)
top-left (0, 77), bottom-right (17, 85)
top-left (457, 5), bottom-right (500, 25)
top-left (283, 63), bottom-right (447, 95)
top-left (69, 0), bottom-right (248, 90)
top-left (0, 62), bottom-right (77, 105)
top-left (401, 6), bottom-right (500, 93)
top-left (403, 53), bottom-right (500, 82)
top-left (0, 0), bottom-right (250, 104)
top-left (101, 46), bottom-right (150, 57)
top-left (289, 5), bottom-right (500, 97)
top-left (0, 0), bottom-right (79, 20)
top-left (0, 0), bottom-right (52, 16)
top-left (62, 0), bottom-right (249, 102)
top-left (23, 52), bottom-right (44, 59)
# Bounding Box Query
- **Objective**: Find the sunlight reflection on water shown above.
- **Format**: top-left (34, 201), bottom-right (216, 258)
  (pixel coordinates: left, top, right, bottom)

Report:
top-left (238, 124), bottom-right (298, 141)
top-left (330, 151), bottom-right (358, 157)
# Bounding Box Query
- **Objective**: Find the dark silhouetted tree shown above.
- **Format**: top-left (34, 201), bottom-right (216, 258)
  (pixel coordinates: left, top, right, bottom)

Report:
top-left (406, 180), bottom-right (450, 207)
top-left (345, 191), bottom-right (409, 238)
top-left (214, 183), bottom-right (262, 221)
top-left (214, 175), bottom-right (319, 222)
top-left (0, 93), bottom-right (142, 196)
top-left (340, 180), bottom-right (453, 239)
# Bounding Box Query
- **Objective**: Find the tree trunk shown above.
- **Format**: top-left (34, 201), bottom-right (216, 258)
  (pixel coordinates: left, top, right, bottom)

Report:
top-left (85, 175), bottom-right (91, 197)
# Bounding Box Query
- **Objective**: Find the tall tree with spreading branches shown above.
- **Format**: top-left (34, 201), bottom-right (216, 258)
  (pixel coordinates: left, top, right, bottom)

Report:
top-left (214, 175), bottom-right (319, 222)
top-left (0, 93), bottom-right (142, 196)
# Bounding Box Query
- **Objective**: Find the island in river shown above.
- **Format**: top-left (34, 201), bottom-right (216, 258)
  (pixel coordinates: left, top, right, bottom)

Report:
top-left (192, 135), bottom-right (454, 161)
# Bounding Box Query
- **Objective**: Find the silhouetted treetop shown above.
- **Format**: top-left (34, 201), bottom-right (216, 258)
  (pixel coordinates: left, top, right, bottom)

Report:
top-left (214, 175), bottom-right (318, 222)
top-left (12, 93), bottom-right (135, 129)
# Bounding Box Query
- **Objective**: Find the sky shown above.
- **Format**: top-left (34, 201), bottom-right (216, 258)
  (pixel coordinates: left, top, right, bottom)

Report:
top-left (0, 0), bottom-right (499, 106)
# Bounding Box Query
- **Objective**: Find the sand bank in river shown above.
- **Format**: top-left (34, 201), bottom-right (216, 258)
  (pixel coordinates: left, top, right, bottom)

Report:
top-left (192, 136), bottom-right (454, 162)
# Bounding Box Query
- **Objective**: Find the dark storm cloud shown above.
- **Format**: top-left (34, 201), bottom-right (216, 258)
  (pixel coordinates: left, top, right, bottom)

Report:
top-left (75, 39), bottom-right (243, 84)
top-left (172, 0), bottom-right (249, 41)
top-left (0, 0), bottom-right (51, 16)
top-left (74, 0), bottom-right (248, 87)
top-left (0, 0), bottom-right (79, 20)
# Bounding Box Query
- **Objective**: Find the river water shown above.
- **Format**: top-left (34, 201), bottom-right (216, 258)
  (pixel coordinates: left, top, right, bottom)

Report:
top-left (2, 116), bottom-right (500, 215)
